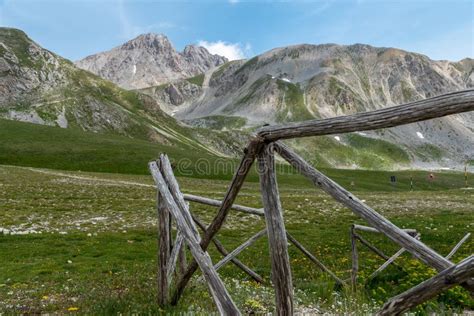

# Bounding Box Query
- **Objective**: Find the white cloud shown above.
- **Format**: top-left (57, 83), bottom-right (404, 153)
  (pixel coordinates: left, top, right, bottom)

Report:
top-left (198, 40), bottom-right (250, 60)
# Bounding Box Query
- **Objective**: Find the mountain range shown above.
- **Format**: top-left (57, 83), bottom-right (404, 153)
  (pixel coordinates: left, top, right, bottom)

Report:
top-left (136, 43), bottom-right (473, 169)
top-left (0, 28), bottom-right (241, 157)
top-left (1, 27), bottom-right (473, 170)
top-left (76, 33), bottom-right (227, 90)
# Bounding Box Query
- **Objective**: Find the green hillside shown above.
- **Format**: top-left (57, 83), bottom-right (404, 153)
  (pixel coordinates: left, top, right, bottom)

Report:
top-left (0, 27), bottom-right (231, 158)
top-left (0, 119), bottom-right (221, 176)
top-left (0, 119), bottom-right (470, 191)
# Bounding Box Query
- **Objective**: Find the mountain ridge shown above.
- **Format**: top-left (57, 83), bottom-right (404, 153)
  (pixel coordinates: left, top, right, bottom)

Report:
top-left (1, 27), bottom-right (473, 170)
top-left (141, 42), bottom-right (473, 169)
top-left (0, 27), bottom-right (243, 158)
top-left (75, 33), bottom-right (228, 90)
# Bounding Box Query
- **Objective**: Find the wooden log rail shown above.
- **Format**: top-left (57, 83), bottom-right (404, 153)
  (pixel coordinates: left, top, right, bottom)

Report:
top-left (150, 155), bottom-right (240, 315)
top-left (184, 193), bottom-right (264, 216)
top-left (184, 187), bottom-right (344, 286)
top-left (191, 214), bottom-right (264, 283)
top-left (377, 255), bottom-right (474, 316)
top-left (369, 234), bottom-right (421, 280)
top-left (446, 233), bottom-right (471, 260)
top-left (258, 144), bottom-right (294, 315)
top-left (171, 137), bottom-right (264, 305)
top-left (353, 224), bottom-right (417, 236)
top-left (160, 89), bottom-right (474, 310)
top-left (257, 89), bottom-right (474, 141)
top-left (273, 141), bottom-right (474, 293)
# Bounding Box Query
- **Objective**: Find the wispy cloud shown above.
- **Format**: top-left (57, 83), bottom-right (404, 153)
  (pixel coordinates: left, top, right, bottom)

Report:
top-left (117, 0), bottom-right (175, 39)
top-left (197, 40), bottom-right (251, 60)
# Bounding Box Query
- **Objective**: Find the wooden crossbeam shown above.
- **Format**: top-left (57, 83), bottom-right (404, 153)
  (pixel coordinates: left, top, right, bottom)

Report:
top-left (377, 255), bottom-right (474, 316)
top-left (257, 89), bottom-right (474, 141)
top-left (184, 193), bottom-right (264, 216)
top-left (167, 232), bottom-right (185, 284)
top-left (446, 233), bottom-right (471, 260)
top-left (369, 234), bottom-right (421, 280)
top-left (353, 224), bottom-right (417, 236)
top-left (171, 136), bottom-right (264, 305)
top-left (192, 214), bottom-right (264, 283)
top-left (286, 232), bottom-right (346, 286)
top-left (149, 157), bottom-right (240, 315)
top-left (273, 141), bottom-right (474, 293)
top-left (214, 229), bottom-right (267, 271)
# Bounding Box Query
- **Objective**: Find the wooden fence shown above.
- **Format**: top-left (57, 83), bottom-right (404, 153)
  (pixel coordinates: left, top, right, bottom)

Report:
top-left (149, 89), bottom-right (474, 315)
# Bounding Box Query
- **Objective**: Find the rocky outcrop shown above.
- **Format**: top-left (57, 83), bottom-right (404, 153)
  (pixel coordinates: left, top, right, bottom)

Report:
top-left (75, 33), bottom-right (227, 89)
top-left (150, 43), bottom-right (474, 168)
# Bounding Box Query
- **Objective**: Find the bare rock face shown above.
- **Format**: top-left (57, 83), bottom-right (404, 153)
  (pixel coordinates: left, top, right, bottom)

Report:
top-left (75, 33), bottom-right (227, 89)
top-left (0, 27), bottom-right (244, 158)
top-left (150, 43), bottom-right (474, 168)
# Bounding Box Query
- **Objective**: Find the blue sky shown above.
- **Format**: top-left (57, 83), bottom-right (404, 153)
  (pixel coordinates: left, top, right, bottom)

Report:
top-left (0, 0), bottom-right (472, 61)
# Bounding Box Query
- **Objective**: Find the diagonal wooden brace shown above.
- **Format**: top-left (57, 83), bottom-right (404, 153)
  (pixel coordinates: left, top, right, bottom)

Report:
top-left (377, 255), bottom-right (474, 315)
top-left (150, 158), bottom-right (240, 315)
top-left (273, 141), bottom-right (474, 293)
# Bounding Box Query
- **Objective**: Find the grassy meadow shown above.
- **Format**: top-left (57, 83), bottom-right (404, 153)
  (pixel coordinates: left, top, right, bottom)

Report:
top-left (0, 163), bottom-right (473, 314)
top-left (0, 118), bottom-right (473, 314)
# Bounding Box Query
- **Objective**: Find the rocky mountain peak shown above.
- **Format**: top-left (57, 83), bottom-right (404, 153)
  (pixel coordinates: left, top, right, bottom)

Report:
top-left (122, 33), bottom-right (173, 52)
top-left (76, 34), bottom-right (227, 89)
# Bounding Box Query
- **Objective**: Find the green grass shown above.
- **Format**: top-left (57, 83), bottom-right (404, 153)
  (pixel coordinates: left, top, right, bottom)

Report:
top-left (346, 134), bottom-right (410, 164)
top-left (0, 165), bottom-right (472, 314)
top-left (185, 73), bottom-right (205, 87)
top-left (235, 56), bottom-right (259, 75)
top-left (186, 115), bottom-right (247, 130)
top-left (288, 134), bottom-right (411, 170)
top-left (0, 118), bottom-right (471, 191)
top-left (0, 119), bottom-right (222, 177)
top-left (211, 61), bottom-right (237, 81)
top-left (276, 79), bottom-right (314, 122)
top-left (0, 27), bottom-right (43, 70)
top-left (414, 144), bottom-right (445, 162)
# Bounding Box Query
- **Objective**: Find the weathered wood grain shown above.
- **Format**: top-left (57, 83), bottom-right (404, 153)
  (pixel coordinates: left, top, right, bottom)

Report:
top-left (354, 233), bottom-right (390, 261)
top-left (177, 238), bottom-right (187, 278)
top-left (156, 160), bottom-right (171, 306)
top-left (159, 155), bottom-right (200, 241)
top-left (167, 231), bottom-right (185, 284)
top-left (192, 214), bottom-right (264, 283)
top-left (214, 229), bottom-right (267, 271)
top-left (273, 142), bottom-right (474, 292)
top-left (258, 89), bottom-right (474, 141)
top-left (184, 193), bottom-right (264, 216)
top-left (369, 234), bottom-right (421, 280)
top-left (258, 144), bottom-right (294, 315)
top-left (172, 136), bottom-right (264, 305)
top-left (353, 224), bottom-right (417, 236)
top-left (377, 255), bottom-right (474, 316)
top-left (149, 160), bottom-right (240, 315)
top-left (446, 233), bottom-right (471, 260)
top-left (286, 232), bottom-right (346, 286)
top-left (350, 225), bottom-right (358, 290)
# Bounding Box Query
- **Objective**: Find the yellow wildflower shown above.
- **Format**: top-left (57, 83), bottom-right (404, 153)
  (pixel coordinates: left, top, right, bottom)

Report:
top-left (67, 307), bottom-right (79, 311)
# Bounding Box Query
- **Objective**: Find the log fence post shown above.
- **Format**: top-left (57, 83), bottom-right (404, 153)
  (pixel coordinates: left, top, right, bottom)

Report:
top-left (258, 143), bottom-right (294, 315)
